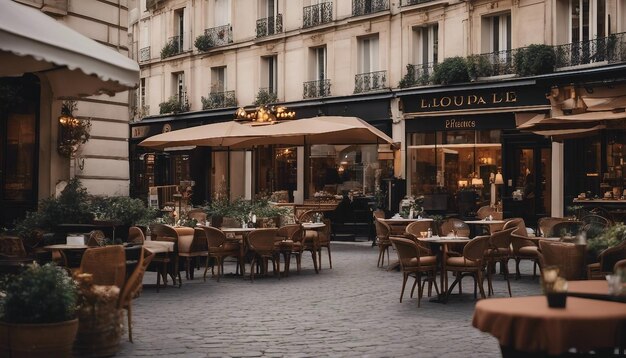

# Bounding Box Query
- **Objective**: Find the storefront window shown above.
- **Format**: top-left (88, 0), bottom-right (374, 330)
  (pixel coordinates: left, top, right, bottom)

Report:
top-left (408, 130), bottom-right (502, 211)
top-left (309, 144), bottom-right (391, 196)
top-left (211, 151), bottom-right (229, 199)
top-left (3, 113), bottom-right (35, 201)
top-left (256, 146), bottom-right (297, 201)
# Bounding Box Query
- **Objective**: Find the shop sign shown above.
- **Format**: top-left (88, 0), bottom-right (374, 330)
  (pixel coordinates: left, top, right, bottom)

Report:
top-left (131, 125), bottom-right (150, 139)
top-left (419, 91), bottom-right (517, 110)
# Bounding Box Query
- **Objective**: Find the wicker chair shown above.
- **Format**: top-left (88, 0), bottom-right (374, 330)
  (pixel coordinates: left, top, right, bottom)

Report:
top-left (277, 225), bottom-right (304, 275)
top-left (439, 218), bottom-right (470, 255)
top-left (389, 236), bottom-right (439, 307)
top-left (150, 224), bottom-right (181, 289)
top-left (174, 226), bottom-right (206, 281)
top-left (127, 226), bottom-right (145, 245)
top-left (550, 221), bottom-right (583, 239)
top-left (373, 209), bottom-right (385, 220)
top-left (504, 218), bottom-right (539, 279)
top-left (316, 218), bottom-right (332, 269)
top-left (537, 217), bottom-right (569, 237)
top-left (444, 235), bottom-right (490, 301)
top-left (78, 245), bottom-right (126, 289)
top-left (537, 240), bottom-right (586, 280)
top-left (117, 247), bottom-right (154, 342)
top-left (247, 228), bottom-right (281, 281)
top-left (374, 219), bottom-right (393, 268)
top-left (405, 221), bottom-right (433, 237)
top-left (587, 240), bottom-right (626, 279)
top-left (86, 230), bottom-right (106, 247)
top-left (198, 226), bottom-right (241, 281)
top-left (484, 227), bottom-right (516, 297)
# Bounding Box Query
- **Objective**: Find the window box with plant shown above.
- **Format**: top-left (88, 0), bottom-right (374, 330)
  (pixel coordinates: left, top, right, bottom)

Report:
top-left (0, 263), bottom-right (79, 357)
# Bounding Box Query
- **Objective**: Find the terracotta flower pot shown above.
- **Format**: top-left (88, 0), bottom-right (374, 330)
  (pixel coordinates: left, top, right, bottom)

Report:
top-left (0, 319), bottom-right (78, 358)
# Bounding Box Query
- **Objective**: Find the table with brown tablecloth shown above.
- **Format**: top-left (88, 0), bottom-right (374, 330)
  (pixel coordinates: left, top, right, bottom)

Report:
top-left (472, 294), bottom-right (626, 356)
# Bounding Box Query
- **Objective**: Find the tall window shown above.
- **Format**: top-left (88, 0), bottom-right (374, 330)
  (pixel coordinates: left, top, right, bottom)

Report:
top-left (262, 56), bottom-right (278, 94)
top-left (173, 72), bottom-right (185, 102)
top-left (482, 13), bottom-right (511, 53)
top-left (260, 0), bottom-right (278, 18)
top-left (570, 0), bottom-right (605, 42)
top-left (413, 23), bottom-right (438, 65)
top-left (358, 36), bottom-right (379, 73)
top-left (312, 47), bottom-right (327, 81)
top-left (174, 8), bottom-right (186, 50)
top-left (211, 66), bottom-right (226, 92)
top-left (214, 0), bottom-right (231, 26)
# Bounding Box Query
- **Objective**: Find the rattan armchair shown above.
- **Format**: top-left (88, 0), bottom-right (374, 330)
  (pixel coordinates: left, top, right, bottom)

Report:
top-left (247, 228), bottom-right (281, 281)
top-left (439, 218), bottom-right (470, 255)
top-left (374, 219), bottom-right (392, 268)
top-left (484, 227), bottom-right (516, 297)
top-left (198, 226), bottom-right (241, 281)
top-left (277, 224), bottom-right (302, 275)
top-left (587, 240), bottom-right (626, 279)
top-left (149, 224), bottom-right (180, 289)
top-left (444, 235), bottom-right (490, 301)
top-left (78, 245), bottom-right (126, 289)
top-left (389, 236), bottom-right (439, 307)
top-left (317, 218), bottom-right (332, 269)
top-left (118, 247), bottom-right (154, 342)
top-left (537, 240), bottom-right (586, 280)
top-left (537, 217), bottom-right (569, 237)
top-left (505, 218), bottom-right (539, 279)
top-left (128, 226), bottom-right (145, 245)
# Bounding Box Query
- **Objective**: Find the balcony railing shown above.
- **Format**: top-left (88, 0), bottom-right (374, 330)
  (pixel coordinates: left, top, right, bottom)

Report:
top-left (256, 14), bottom-right (283, 38)
top-left (468, 48), bottom-right (519, 78)
top-left (406, 62), bottom-right (435, 85)
top-left (202, 90), bottom-right (237, 110)
top-left (161, 33), bottom-right (189, 58)
top-left (140, 46), bottom-right (151, 62)
top-left (354, 70), bottom-right (387, 93)
top-left (204, 24), bottom-right (233, 47)
top-left (352, 0), bottom-right (389, 17)
top-left (555, 32), bottom-right (626, 68)
top-left (303, 79), bottom-right (332, 99)
top-left (401, 0), bottom-right (435, 6)
top-left (303, 2), bottom-right (333, 28)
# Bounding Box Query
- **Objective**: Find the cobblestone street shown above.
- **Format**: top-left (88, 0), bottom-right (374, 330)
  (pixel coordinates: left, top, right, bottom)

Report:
top-left (119, 241), bottom-right (542, 357)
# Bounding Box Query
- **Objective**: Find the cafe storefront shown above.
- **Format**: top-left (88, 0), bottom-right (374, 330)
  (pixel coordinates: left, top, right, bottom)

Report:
top-left (398, 82), bottom-right (551, 222)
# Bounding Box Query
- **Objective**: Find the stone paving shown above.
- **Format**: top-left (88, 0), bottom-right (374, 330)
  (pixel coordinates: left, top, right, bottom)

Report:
top-left (118, 241), bottom-right (542, 357)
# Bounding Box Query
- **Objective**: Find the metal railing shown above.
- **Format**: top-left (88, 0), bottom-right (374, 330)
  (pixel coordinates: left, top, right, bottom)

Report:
top-left (406, 62), bottom-right (435, 85)
top-left (303, 79), bottom-right (332, 99)
top-left (140, 46), bottom-right (151, 62)
top-left (204, 24), bottom-right (233, 47)
top-left (352, 0), bottom-right (389, 17)
top-left (555, 32), bottom-right (626, 68)
top-left (256, 14), bottom-right (283, 38)
top-left (203, 90), bottom-right (237, 109)
top-left (468, 48), bottom-right (518, 77)
top-left (401, 0), bottom-right (435, 6)
top-left (161, 34), bottom-right (189, 58)
top-left (303, 2), bottom-right (333, 28)
top-left (354, 70), bottom-right (387, 93)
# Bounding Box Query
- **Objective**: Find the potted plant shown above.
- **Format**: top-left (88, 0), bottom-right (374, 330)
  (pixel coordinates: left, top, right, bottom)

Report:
top-left (431, 57), bottom-right (470, 85)
top-left (251, 198), bottom-right (289, 228)
top-left (194, 33), bottom-right (213, 52)
top-left (0, 263), bottom-right (78, 357)
top-left (587, 224), bottom-right (626, 258)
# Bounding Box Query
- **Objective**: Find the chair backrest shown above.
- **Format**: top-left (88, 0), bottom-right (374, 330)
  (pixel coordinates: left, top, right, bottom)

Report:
top-left (0, 236), bottom-right (27, 257)
top-left (537, 217), bottom-right (568, 237)
top-left (128, 226), bottom-right (145, 245)
top-left (118, 247), bottom-right (154, 309)
top-left (200, 226), bottom-right (227, 249)
top-left (298, 210), bottom-right (323, 223)
top-left (503, 218), bottom-right (528, 238)
top-left (590, 207), bottom-right (614, 224)
top-left (476, 206), bottom-right (496, 220)
top-left (87, 230), bottom-right (106, 247)
top-left (373, 209), bottom-right (385, 219)
top-left (439, 218), bottom-right (470, 238)
top-left (247, 228), bottom-right (279, 253)
top-left (489, 227), bottom-right (515, 251)
top-left (79, 245), bottom-right (126, 288)
top-left (277, 224), bottom-right (302, 240)
top-left (581, 214), bottom-right (611, 228)
top-left (389, 236), bottom-right (425, 269)
top-left (599, 240), bottom-right (626, 272)
top-left (550, 221), bottom-right (583, 238)
top-left (405, 221), bottom-right (433, 237)
top-left (187, 209), bottom-right (208, 224)
top-left (538, 240), bottom-right (585, 280)
top-left (171, 227), bottom-right (196, 254)
top-left (374, 219), bottom-right (391, 240)
top-left (463, 235), bottom-right (490, 262)
top-left (510, 232), bottom-right (535, 251)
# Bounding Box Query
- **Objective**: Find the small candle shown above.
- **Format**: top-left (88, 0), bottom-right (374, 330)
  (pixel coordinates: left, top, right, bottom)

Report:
top-left (252, 214), bottom-right (257, 224)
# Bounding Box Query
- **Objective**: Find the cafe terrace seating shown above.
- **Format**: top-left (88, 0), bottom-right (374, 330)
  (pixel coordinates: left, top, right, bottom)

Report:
top-left (483, 227), bottom-right (516, 297)
top-left (128, 226), bottom-right (145, 245)
top-left (587, 240), bottom-right (626, 279)
top-left (117, 247), bottom-right (154, 342)
top-left (247, 228), bottom-right (281, 281)
top-left (297, 211), bottom-right (333, 269)
top-left (537, 217), bottom-right (569, 237)
top-left (550, 221), bottom-right (583, 238)
top-left (198, 226), bottom-right (241, 281)
top-left (78, 246), bottom-right (126, 288)
top-left (277, 224), bottom-right (302, 275)
top-left (374, 219), bottom-right (392, 268)
top-left (439, 218), bottom-right (470, 255)
top-left (476, 206), bottom-right (504, 233)
top-left (405, 221), bottom-right (434, 255)
top-left (149, 224), bottom-right (180, 290)
top-left (389, 236), bottom-right (439, 307)
top-left (537, 240), bottom-right (586, 280)
top-left (444, 235), bottom-right (490, 301)
top-left (504, 218), bottom-right (539, 279)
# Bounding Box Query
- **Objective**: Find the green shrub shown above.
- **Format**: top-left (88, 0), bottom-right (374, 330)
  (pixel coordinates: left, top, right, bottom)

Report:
top-left (254, 88), bottom-right (278, 106)
top-left (160, 39), bottom-right (180, 59)
top-left (201, 92), bottom-right (237, 110)
top-left (466, 55), bottom-right (493, 79)
top-left (398, 64), bottom-right (417, 88)
top-left (0, 263), bottom-right (77, 323)
top-left (587, 224), bottom-right (626, 257)
top-left (159, 96), bottom-right (189, 114)
top-left (89, 196), bottom-right (159, 227)
top-left (431, 57), bottom-right (470, 85)
top-left (514, 44), bottom-right (556, 76)
top-left (194, 34), bottom-right (213, 52)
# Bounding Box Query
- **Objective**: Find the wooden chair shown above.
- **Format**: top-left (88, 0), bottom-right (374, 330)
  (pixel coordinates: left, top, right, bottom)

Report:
top-left (374, 219), bottom-right (392, 268)
top-left (537, 217), bottom-right (568, 237)
top-left (78, 245), bottom-right (126, 289)
top-left (587, 240), bottom-right (626, 279)
top-left (149, 224), bottom-right (180, 290)
top-left (484, 227), bottom-right (516, 297)
top-left (127, 226), bottom-right (145, 245)
top-left (171, 226), bottom-right (206, 281)
top-left (198, 226), bottom-right (241, 281)
top-left (316, 218), bottom-right (332, 269)
top-left (537, 241), bottom-right (586, 280)
top-left (389, 236), bottom-right (439, 307)
top-left (444, 235), bottom-right (490, 301)
top-left (117, 247), bottom-right (154, 342)
top-left (439, 218), bottom-right (470, 255)
top-left (86, 230), bottom-right (106, 247)
top-left (550, 221), bottom-right (583, 238)
top-left (247, 228), bottom-right (281, 281)
top-left (277, 224), bottom-right (302, 275)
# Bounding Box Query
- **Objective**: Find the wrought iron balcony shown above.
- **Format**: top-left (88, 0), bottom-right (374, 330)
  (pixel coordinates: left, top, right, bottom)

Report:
top-left (468, 48), bottom-right (518, 78)
top-left (139, 46), bottom-right (151, 62)
top-left (555, 32), bottom-right (626, 68)
top-left (161, 34), bottom-right (188, 58)
top-left (256, 14), bottom-right (283, 38)
top-left (354, 71), bottom-right (387, 93)
top-left (202, 90), bottom-right (237, 110)
top-left (401, 0), bottom-right (435, 6)
top-left (405, 62), bottom-right (435, 86)
top-left (204, 24), bottom-right (233, 47)
top-left (303, 79), bottom-right (332, 99)
top-left (303, 2), bottom-right (333, 28)
top-left (352, 0), bottom-right (389, 17)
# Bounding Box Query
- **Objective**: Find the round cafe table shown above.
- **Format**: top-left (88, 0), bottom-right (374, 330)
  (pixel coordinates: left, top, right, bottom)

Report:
top-left (472, 293), bottom-right (626, 356)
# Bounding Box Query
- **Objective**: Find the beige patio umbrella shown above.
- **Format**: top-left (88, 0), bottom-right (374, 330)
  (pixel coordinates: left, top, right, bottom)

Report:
top-left (230, 116), bottom-right (394, 148)
top-left (138, 120), bottom-right (264, 150)
top-left (519, 110), bottom-right (626, 140)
